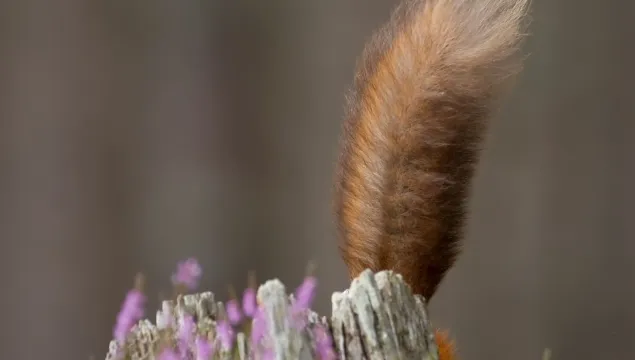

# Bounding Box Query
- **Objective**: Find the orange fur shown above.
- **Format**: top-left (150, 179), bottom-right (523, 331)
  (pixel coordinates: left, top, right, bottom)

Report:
top-left (435, 330), bottom-right (457, 360)
top-left (334, 0), bottom-right (529, 300)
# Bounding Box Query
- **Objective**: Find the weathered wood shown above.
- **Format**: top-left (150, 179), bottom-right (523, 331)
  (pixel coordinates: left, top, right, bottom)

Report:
top-left (105, 270), bottom-right (439, 359)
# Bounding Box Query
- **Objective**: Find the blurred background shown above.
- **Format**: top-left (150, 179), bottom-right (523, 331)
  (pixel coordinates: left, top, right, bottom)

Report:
top-left (0, 0), bottom-right (633, 359)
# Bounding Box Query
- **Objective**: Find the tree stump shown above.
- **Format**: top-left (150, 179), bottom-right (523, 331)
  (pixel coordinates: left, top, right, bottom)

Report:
top-left (105, 269), bottom-right (439, 360)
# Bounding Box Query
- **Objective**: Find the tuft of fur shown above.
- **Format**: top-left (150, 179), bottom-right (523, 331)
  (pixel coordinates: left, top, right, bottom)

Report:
top-left (435, 330), bottom-right (457, 360)
top-left (334, 0), bottom-right (529, 300)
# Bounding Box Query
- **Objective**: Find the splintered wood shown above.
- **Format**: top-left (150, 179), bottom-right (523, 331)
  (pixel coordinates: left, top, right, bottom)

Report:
top-left (105, 270), bottom-right (439, 360)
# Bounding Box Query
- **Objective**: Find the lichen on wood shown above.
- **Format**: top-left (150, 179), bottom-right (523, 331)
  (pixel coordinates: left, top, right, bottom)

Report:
top-left (105, 269), bottom-right (439, 360)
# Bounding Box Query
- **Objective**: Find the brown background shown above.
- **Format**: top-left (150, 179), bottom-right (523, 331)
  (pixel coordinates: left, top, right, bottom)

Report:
top-left (0, 0), bottom-right (633, 359)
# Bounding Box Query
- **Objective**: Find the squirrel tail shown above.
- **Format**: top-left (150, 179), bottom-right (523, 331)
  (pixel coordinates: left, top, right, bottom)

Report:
top-left (334, 0), bottom-right (529, 300)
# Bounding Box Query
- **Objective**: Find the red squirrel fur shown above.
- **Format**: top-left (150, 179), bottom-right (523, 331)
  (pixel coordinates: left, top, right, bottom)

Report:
top-left (334, 0), bottom-right (529, 302)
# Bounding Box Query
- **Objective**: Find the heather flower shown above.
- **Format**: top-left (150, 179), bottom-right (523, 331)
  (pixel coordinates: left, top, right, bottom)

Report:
top-left (313, 324), bottom-right (336, 360)
top-left (171, 258), bottom-right (202, 290)
top-left (260, 349), bottom-right (276, 360)
top-left (293, 264), bottom-right (317, 313)
top-left (292, 275), bottom-right (317, 313)
top-left (157, 348), bottom-right (179, 360)
top-left (179, 314), bottom-right (195, 344)
top-left (113, 275), bottom-right (146, 343)
top-left (243, 272), bottom-right (258, 317)
top-left (250, 307), bottom-right (267, 345)
top-left (226, 299), bottom-right (242, 325)
top-left (195, 335), bottom-right (213, 360)
top-left (216, 319), bottom-right (235, 350)
top-left (242, 287), bottom-right (257, 317)
top-left (288, 275), bottom-right (317, 330)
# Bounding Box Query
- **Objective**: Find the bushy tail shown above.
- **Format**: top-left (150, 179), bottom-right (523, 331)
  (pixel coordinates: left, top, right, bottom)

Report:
top-left (334, 0), bottom-right (529, 300)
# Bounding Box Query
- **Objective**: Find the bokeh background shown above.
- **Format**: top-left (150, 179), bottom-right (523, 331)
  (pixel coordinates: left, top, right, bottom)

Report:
top-left (1, 0), bottom-right (633, 359)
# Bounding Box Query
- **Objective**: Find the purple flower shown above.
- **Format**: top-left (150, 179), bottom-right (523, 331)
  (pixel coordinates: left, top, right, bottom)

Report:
top-left (290, 314), bottom-right (308, 330)
top-left (314, 324), bottom-right (336, 360)
top-left (171, 258), bottom-right (202, 290)
top-left (318, 345), bottom-right (337, 360)
top-left (195, 336), bottom-right (213, 360)
top-left (226, 299), bottom-right (242, 325)
top-left (158, 348), bottom-right (179, 360)
top-left (179, 315), bottom-right (195, 344)
top-left (113, 289), bottom-right (146, 343)
top-left (242, 288), bottom-right (257, 317)
top-left (292, 276), bottom-right (317, 312)
top-left (261, 349), bottom-right (276, 360)
top-left (250, 307), bottom-right (267, 345)
top-left (216, 319), bottom-right (235, 350)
